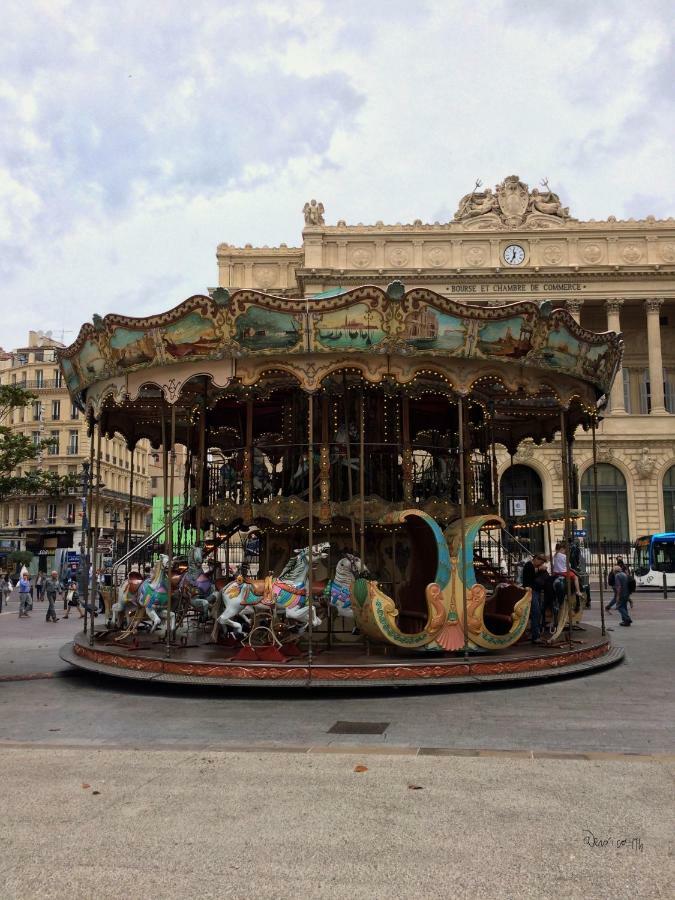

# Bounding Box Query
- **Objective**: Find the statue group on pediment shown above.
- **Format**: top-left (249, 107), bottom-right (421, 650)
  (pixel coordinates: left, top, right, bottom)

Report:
top-left (454, 176), bottom-right (570, 228)
top-left (303, 199), bottom-right (325, 226)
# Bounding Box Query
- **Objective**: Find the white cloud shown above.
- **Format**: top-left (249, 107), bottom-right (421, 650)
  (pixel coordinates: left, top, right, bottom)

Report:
top-left (0, 0), bottom-right (673, 350)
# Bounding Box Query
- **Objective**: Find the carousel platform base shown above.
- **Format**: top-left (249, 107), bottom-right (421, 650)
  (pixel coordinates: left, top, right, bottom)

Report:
top-left (60, 625), bottom-right (623, 689)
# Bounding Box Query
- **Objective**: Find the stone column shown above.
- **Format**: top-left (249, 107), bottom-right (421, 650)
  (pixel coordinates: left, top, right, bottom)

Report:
top-left (565, 298), bottom-right (584, 324)
top-left (645, 298), bottom-right (667, 414)
top-left (605, 299), bottom-right (626, 414)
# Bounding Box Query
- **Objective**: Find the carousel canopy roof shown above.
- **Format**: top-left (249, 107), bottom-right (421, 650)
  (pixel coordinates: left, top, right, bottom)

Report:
top-left (57, 284), bottom-right (622, 450)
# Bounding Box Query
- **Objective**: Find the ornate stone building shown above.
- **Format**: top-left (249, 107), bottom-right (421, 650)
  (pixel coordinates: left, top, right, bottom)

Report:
top-left (0, 332), bottom-right (152, 573)
top-left (215, 176), bottom-right (675, 547)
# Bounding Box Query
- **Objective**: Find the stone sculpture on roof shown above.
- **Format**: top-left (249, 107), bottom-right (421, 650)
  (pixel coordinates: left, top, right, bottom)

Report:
top-left (303, 199), bottom-right (325, 226)
top-left (454, 176), bottom-right (571, 229)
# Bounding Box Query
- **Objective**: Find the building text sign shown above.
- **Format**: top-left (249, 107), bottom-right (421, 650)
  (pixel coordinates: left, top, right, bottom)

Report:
top-left (446, 281), bottom-right (585, 295)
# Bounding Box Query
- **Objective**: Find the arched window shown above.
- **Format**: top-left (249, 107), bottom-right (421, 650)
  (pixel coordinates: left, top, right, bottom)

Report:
top-left (663, 466), bottom-right (675, 532)
top-left (500, 464), bottom-right (544, 554)
top-left (581, 463), bottom-right (629, 543)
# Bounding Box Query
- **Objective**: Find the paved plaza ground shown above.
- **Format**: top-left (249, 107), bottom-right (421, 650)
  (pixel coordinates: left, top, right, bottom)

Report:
top-left (0, 589), bottom-right (673, 898)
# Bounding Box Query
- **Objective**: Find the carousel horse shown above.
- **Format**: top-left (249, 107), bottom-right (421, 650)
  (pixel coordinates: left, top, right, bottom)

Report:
top-left (211, 542), bottom-right (330, 639)
top-left (112, 555), bottom-right (171, 633)
top-left (174, 546), bottom-right (216, 619)
top-left (323, 552), bottom-right (365, 620)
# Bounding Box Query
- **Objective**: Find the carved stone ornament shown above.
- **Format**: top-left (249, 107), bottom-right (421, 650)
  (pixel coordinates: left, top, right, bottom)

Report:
top-left (464, 245), bottom-right (487, 266)
top-left (645, 297), bottom-right (664, 314)
top-left (659, 242), bottom-right (675, 263)
top-left (580, 242), bottom-right (604, 264)
top-left (565, 298), bottom-right (584, 316)
top-left (425, 245), bottom-right (449, 267)
top-left (542, 243), bottom-right (564, 265)
top-left (604, 298), bottom-right (624, 316)
top-left (635, 446), bottom-right (656, 479)
top-left (303, 199), bottom-right (325, 226)
top-left (454, 176), bottom-right (571, 229)
top-left (388, 246), bottom-right (410, 267)
top-left (351, 247), bottom-right (373, 268)
top-left (596, 444), bottom-right (614, 462)
top-left (497, 175), bottom-right (530, 225)
top-left (621, 243), bottom-right (643, 264)
top-left (515, 441), bottom-right (535, 460)
top-left (253, 265), bottom-right (277, 289)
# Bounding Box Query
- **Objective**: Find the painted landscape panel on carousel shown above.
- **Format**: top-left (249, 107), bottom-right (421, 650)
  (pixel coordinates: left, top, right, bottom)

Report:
top-left (316, 303), bottom-right (385, 350)
top-left (65, 339), bottom-right (107, 390)
top-left (235, 306), bottom-right (301, 350)
top-left (404, 307), bottom-right (467, 352)
top-left (476, 317), bottom-right (533, 359)
top-left (109, 327), bottom-right (158, 369)
top-left (531, 327), bottom-right (604, 375)
top-left (161, 312), bottom-right (219, 359)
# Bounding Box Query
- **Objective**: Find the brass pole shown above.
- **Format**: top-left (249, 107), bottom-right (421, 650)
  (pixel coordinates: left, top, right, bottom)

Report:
top-left (560, 409), bottom-right (574, 647)
top-left (127, 446), bottom-right (134, 556)
top-left (342, 373), bottom-right (357, 552)
top-left (88, 424), bottom-right (102, 646)
top-left (592, 419), bottom-right (607, 637)
top-left (359, 390), bottom-right (365, 563)
top-left (83, 417), bottom-right (95, 635)
top-left (307, 393), bottom-right (314, 679)
top-left (166, 403), bottom-right (176, 657)
top-left (195, 378), bottom-right (207, 541)
top-left (458, 397), bottom-right (469, 658)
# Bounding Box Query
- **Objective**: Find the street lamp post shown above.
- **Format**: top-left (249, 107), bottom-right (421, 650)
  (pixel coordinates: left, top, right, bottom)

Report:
top-left (124, 512), bottom-right (130, 556)
top-left (110, 509), bottom-right (119, 558)
top-left (78, 461), bottom-right (90, 608)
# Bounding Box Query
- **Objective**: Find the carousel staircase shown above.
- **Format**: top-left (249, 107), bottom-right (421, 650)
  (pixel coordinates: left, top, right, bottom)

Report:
top-left (111, 506), bottom-right (189, 586)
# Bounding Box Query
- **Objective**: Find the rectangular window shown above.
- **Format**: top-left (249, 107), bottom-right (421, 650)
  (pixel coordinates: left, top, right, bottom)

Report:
top-left (639, 369), bottom-right (650, 415)
top-left (151, 476), bottom-right (158, 489)
top-left (27, 504), bottom-right (38, 524)
top-left (34, 369), bottom-right (44, 388)
top-left (32, 401), bottom-right (42, 421)
top-left (623, 368), bottom-right (631, 414)
top-left (51, 400), bottom-right (60, 420)
top-left (34, 351), bottom-right (44, 363)
top-left (66, 502), bottom-right (75, 524)
top-left (664, 368), bottom-right (674, 414)
top-left (70, 403), bottom-right (79, 420)
top-left (53, 369), bottom-right (62, 387)
top-left (32, 430), bottom-right (40, 446)
top-left (48, 430), bottom-right (59, 455)
top-left (68, 431), bottom-right (79, 454)
top-left (47, 503), bottom-right (57, 524)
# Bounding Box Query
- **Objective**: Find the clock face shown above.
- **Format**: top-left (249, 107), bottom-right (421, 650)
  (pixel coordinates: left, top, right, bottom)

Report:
top-left (503, 244), bottom-right (525, 266)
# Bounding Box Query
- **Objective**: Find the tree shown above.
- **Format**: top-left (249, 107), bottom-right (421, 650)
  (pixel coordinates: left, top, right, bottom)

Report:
top-left (0, 384), bottom-right (78, 501)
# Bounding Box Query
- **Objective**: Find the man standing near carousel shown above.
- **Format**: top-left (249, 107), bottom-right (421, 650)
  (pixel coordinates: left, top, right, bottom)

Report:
top-left (44, 571), bottom-right (61, 623)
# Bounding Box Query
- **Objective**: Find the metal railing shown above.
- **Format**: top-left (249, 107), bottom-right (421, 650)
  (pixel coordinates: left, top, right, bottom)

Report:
top-left (205, 443), bottom-right (494, 508)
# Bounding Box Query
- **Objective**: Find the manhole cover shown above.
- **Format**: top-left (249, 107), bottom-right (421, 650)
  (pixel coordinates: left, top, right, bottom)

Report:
top-left (328, 721), bottom-right (390, 735)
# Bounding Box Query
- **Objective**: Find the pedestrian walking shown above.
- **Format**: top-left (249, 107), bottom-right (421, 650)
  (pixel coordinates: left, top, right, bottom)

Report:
top-left (44, 570), bottom-right (61, 622)
top-left (0, 574), bottom-right (12, 612)
top-left (18, 569), bottom-right (32, 617)
top-left (35, 572), bottom-right (45, 602)
top-left (612, 565), bottom-right (633, 627)
top-left (63, 581), bottom-right (84, 619)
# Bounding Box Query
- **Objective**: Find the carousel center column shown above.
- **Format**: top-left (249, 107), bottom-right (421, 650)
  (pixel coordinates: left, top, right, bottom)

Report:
top-left (605, 299), bottom-right (626, 415)
top-left (645, 298), bottom-right (667, 415)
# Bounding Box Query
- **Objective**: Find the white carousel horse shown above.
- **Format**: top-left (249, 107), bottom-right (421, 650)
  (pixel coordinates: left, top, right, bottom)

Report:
top-left (324, 552), bottom-right (365, 620)
top-left (212, 542), bottom-right (330, 639)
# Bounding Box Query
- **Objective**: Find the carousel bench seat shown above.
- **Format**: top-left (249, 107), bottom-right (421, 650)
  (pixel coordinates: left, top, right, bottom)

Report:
top-left (482, 583), bottom-right (524, 634)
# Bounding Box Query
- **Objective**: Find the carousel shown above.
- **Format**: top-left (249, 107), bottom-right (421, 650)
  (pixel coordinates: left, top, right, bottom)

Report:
top-left (58, 282), bottom-right (623, 687)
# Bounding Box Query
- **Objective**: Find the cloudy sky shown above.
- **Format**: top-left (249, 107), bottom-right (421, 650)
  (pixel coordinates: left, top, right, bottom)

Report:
top-left (1, 0), bottom-right (673, 350)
